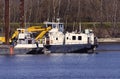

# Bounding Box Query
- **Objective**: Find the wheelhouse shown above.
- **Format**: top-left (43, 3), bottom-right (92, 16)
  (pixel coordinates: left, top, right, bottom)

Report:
top-left (44, 22), bottom-right (64, 32)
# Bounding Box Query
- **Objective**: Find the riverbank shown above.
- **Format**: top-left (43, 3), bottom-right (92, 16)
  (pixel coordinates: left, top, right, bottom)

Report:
top-left (98, 38), bottom-right (120, 43)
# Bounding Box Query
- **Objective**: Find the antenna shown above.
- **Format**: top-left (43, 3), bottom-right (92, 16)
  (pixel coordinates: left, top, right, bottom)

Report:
top-left (56, 18), bottom-right (60, 22)
top-left (79, 22), bottom-right (82, 32)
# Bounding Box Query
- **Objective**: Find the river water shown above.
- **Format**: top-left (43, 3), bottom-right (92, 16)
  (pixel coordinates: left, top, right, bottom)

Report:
top-left (0, 43), bottom-right (120, 79)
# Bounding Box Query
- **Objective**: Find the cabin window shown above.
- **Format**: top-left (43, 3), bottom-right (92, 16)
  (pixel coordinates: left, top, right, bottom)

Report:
top-left (53, 24), bottom-right (56, 28)
top-left (72, 36), bottom-right (76, 40)
top-left (30, 34), bottom-right (33, 38)
top-left (28, 40), bottom-right (32, 44)
top-left (66, 37), bottom-right (68, 40)
top-left (78, 36), bottom-right (82, 40)
top-left (59, 24), bottom-right (63, 28)
top-left (27, 35), bottom-right (30, 38)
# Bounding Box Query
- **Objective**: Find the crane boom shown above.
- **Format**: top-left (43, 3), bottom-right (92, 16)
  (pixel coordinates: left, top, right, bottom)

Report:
top-left (35, 27), bottom-right (51, 40)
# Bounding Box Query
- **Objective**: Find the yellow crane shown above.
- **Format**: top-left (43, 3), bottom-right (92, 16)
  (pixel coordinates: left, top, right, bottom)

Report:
top-left (0, 26), bottom-right (51, 44)
top-left (27, 26), bottom-right (51, 40)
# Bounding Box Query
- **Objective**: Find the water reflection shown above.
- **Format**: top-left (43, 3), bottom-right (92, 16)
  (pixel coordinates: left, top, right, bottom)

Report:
top-left (0, 44), bottom-right (120, 79)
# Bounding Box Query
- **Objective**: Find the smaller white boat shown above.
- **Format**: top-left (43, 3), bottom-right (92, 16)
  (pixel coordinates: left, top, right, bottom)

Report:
top-left (13, 28), bottom-right (44, 54)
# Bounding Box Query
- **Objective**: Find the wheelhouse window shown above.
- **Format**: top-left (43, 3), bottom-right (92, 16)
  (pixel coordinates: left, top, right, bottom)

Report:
top-left (78, 36), bottom-right (82, 40)
top-left (28, 40), bottom-right (32, 44)
top-left (47, 24), bottom-right (52, 27)
top-left (52, 24), bottom-right (56, 28)
top-left (59, 24), bottom-right (63, 28)
top-left (72, 36), bottom-right (76, 40)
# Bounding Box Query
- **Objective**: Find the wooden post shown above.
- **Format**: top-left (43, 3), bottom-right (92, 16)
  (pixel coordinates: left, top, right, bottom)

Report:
top-left (20, 0), bottom-right (25, 28)
top-left (10, 46), bottom-right (14, 55)
top-left (5, 0), bottom-right (10, 44)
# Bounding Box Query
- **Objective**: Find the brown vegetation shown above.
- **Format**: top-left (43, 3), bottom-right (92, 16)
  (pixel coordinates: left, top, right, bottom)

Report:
top-left (0, 0), bottom-right (120, 37)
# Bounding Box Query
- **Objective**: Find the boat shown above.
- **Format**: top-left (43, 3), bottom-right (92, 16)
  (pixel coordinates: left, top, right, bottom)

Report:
top-left (13, 19), bottom-right (98, 54)
top-left (0, 19), bottom-right (98, 54)
top-left (42, 20), bottom-right (98, 53)
top-left (12, 26), bottom-right (52, 54)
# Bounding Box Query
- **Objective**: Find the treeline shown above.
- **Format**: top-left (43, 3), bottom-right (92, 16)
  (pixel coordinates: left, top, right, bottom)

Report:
top-left (0, 0), bottom-right (120, 37)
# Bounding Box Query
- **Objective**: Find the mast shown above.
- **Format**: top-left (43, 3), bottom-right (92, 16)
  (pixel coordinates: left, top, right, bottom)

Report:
top-left (79, 23), bottom-right (81, 32)
top-left (5, 0), bottom-right (10, 44)
top-left (19, 0), bottom-right (25, 28)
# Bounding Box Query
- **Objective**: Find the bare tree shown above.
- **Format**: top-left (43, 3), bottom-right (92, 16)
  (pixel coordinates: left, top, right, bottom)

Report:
top-left (65, 0), bottom-right (71, 26)
top-left (57, 0), bottom-right (61, 18)
top-left (112, 0), bottom-right (118, 37)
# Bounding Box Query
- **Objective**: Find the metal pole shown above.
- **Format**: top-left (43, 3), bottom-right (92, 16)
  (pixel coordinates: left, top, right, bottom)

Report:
top-left (20, 0), bottom-right (24, 28)
top-left (5, 0), bottom-right (10, 44)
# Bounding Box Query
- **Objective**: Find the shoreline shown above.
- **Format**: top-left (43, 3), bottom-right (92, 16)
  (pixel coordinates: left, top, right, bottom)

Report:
top-left (98, 38), bottom-right (120, 43)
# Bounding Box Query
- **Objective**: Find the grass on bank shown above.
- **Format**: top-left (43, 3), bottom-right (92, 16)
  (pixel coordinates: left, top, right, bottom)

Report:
top-left (0, 22), bottom-right (119, 28)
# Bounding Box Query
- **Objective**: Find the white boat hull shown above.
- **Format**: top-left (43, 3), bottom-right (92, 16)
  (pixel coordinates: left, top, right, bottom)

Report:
top-left (13, 44), bottom-right (44, 54)
top-left (14, 44), bottom-right (43, 49)
top-left (0, 44), bottom-right (44, 55)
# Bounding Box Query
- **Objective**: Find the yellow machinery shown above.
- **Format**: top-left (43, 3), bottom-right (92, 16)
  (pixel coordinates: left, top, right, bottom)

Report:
top-left (0, 37), bottom-right (5, 44)
top-left (0, 29), bottom-right (24, 44)
top-left (27, 26), bottom-right (51, 40)
top-left (0, 26), bottom-right (51, 44)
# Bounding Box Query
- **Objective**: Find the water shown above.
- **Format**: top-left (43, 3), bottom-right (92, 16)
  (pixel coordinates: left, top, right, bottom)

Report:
top-left (0, 43), bottom-right (120, 79)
